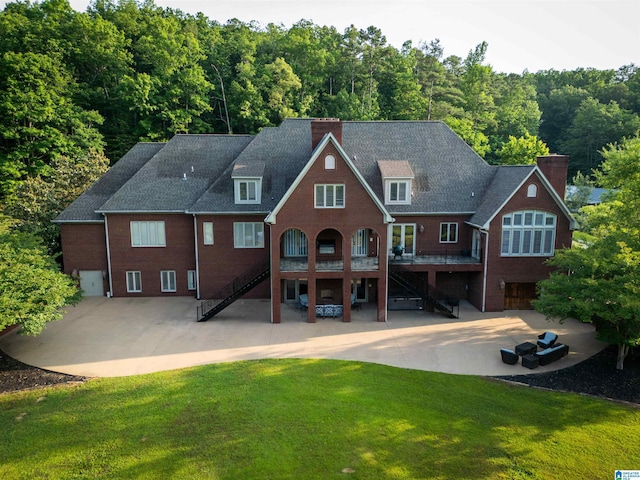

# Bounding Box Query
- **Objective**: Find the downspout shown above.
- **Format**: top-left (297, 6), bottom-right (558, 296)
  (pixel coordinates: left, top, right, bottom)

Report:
top-left (481, 228), bottom-right (489, 312)
top-left (268, 222), bottom-right (274, 324)
top-left (193, 214), bottom-right (200, 300)
top-left (104, 214), bottom-right (114, 297)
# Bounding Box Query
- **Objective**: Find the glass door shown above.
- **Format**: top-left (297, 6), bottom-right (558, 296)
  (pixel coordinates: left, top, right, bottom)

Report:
top-left (391, 224), bottom-right (415, 255)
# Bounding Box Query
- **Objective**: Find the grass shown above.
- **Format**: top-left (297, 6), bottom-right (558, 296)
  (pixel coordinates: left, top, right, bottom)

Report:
top-left (1, 359), bottom-right (639, 479)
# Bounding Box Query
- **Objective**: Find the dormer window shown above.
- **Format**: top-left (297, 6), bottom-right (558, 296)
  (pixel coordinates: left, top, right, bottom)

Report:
top-left (378, 160), bottom-right (414, 206)
top-left (234, 178), bottom-right (262, 204)
top-left (232, 161), bottom-right (264, 205)
top-left (387, 180), bottom-right (410, 204)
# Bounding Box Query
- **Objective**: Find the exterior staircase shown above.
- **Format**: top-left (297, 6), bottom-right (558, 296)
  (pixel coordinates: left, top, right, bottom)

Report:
top-left (388, 266), bottom-right (458, 318)
top-left (197, 259), bottom-right (270, 321)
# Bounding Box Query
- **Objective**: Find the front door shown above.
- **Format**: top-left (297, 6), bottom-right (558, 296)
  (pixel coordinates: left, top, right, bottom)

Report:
top-left (79, 270), bottom-right (104, 296)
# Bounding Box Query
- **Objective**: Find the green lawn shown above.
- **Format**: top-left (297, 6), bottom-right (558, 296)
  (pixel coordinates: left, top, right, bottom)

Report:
top-left (1, 359), bottom-right (639, 479)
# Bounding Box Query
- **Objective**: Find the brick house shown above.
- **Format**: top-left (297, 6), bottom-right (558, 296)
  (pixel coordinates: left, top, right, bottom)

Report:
top-left (54, 118), bottom-right (575, 322)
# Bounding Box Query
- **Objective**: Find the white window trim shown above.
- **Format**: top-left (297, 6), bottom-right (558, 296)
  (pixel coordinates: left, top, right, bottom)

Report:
top-left (203, 222), bottom-right (214, 245)
top-left (187, 270), bottom-right (197, 291)
top-left (440, 222), bottom-right (458, 243)
top-left (161, 270), bottom-right (177, 292)
top-left (315, 184), bottom-right (345, 208)
top-left (126, 271), bottom-right (142, 293)
top-left (161, 271), bottom-right (176, 292)
top-left (501, 210), bottom-right (556, 256)
top-left (233, 222), bottom-right (265, 248)
top-left (385, 179), bottom-right (411, 205)
top-left (324, 154), bottom-right (336, 169)
top-left (234, 178), bottom-right (262, 204)
top-left (130, 221), bottom-right (166, 247)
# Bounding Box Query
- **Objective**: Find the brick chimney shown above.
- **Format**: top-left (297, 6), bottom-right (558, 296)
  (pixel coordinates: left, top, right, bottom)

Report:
top-left (537, 154), bottom-right (569, 199)
top-left (311, 118), bottom-right (342, 149)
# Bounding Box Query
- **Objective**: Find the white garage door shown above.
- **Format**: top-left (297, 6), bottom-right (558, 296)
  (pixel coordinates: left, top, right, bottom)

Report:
top-left (79, 270), bottom-right (104, 296)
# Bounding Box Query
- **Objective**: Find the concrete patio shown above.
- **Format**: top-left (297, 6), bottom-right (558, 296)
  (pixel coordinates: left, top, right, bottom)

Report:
top-left (0, 296), bottom-right (606, 378)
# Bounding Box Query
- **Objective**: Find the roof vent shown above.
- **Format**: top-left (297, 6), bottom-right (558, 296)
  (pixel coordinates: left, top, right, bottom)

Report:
top-left (182, 173), bottom-right (187, 181)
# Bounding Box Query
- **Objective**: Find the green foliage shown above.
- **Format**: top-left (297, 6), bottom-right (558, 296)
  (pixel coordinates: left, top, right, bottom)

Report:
top-left (534, 137), bottom-right (640, 369)
top-left (1, 359), bottom-right (638, 478)
top-left (0, 215), bottom-right (82, 335)
top-left (494, 132), bottom-right (549, 165)
top-left (565, 171), bottom-right (594, 214)
top-left (3, 151), bottom-right (110, 255)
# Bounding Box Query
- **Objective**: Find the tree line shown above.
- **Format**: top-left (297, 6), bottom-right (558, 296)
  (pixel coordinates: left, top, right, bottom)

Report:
top-left (2, 0), bottom-right (640, 198)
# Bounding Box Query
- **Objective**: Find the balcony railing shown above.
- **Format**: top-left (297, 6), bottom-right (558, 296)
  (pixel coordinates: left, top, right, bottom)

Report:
top-left (280, 255), bottom-right (379, 272)
top-left (389, 248), bottom-right (482, 265)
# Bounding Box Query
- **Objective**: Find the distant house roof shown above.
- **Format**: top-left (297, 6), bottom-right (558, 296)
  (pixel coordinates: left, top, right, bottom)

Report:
top-left (56, 118), bottom-right (572, 226)
top-left (565, 185), bottom-right (609, 205)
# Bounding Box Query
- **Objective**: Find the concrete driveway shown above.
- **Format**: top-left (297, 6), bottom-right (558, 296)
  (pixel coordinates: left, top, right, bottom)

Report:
top-left (0, 297), bottom-right (606, 378)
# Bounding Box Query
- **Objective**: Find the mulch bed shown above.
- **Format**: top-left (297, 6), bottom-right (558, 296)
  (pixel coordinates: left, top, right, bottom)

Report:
top-left (0, 350), bottom-right (87, 394)
top-left (496, 345), bottom-right (640, 405)
top-left (1, 346), bottom-right (639, 404)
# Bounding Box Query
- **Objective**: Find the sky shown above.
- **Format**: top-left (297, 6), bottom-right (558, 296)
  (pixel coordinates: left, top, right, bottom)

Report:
top-left (1, 0), bottom-right (638, 74)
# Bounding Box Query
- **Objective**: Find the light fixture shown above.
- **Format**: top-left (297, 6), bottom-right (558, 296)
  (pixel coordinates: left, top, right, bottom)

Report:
top-left (499, 279), bottom-right (506, 291)
top-left (418, 224), bottom-right (424, 233)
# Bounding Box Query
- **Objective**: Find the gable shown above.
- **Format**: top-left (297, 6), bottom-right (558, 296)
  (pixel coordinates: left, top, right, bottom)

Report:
top-left (469, 166), bottom-right (576, 230)
top-left (265, 133), bottom-right (392, 225)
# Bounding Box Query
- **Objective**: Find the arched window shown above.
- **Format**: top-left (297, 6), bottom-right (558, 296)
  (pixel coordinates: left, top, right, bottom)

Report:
top-left (527, 184), bottom-right (538, 197)
top-left (501, 211), bottom-right (556, 256)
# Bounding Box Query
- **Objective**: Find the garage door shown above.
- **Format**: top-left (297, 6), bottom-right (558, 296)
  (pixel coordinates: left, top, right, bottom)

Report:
top-left (504, 282), bottom-right (536, 310)
top-left (79, 270), bottom-right (104, 296)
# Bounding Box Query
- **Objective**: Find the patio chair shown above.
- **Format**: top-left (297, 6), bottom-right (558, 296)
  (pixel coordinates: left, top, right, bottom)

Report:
top-left (500, 348), bottom-right (519, 365)
top-left (537, 331), bottom-right (558, 349)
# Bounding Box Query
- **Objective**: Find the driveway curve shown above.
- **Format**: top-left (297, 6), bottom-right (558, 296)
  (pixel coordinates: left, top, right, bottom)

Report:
top-left (0, 297), bottom-right (606, 378)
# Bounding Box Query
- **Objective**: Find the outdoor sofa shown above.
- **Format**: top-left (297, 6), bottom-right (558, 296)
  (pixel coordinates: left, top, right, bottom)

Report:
top-left (535, 343), bottom-right (569, 366)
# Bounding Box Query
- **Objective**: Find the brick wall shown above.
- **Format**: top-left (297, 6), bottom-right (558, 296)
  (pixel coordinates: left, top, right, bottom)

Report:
top-left (483, 173), bottom-right (573, 311)
top-left (60, 223), bottom-right (109, 294)
top-left (196, 214), bottom-right (271, 300)
top-left (107, 214), bottom-right (196, 297)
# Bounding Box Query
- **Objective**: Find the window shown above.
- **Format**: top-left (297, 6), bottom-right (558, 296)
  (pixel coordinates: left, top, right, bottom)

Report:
top-left (527, 184), bottom-right (538, 198)
top-left (187, 270), bottom-right (197, 291)
top-left (440, 222), bottom-right (458, 243)
top-left (130, 221), bottom-right (165, 247)
top-left (315, 184), bottom-right (345, 208)
top-left (234, 178), bottom-right (261, 204)
top-left (233, 222), bottom-right (264, 248)
top-left (325, 154), bottom-right (335, 169)
top-left (283, 229), bottom-right (308, 257)
top-left (501, 210), bottom-right (556, 256)
top-left (126, 271), bottom-right (142, 292)
top-left (203, 222), bottom-right (214, 245)
top-left (386, 180), bottom-right (411, 204)
top-left (161, 270), bottom-right (176, 292)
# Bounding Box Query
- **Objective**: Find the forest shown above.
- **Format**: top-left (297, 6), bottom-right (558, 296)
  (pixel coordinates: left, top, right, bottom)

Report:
top-left (1, 0), bottom-right (640, 209)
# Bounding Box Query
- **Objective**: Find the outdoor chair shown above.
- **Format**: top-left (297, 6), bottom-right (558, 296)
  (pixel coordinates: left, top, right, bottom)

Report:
top-left (500, 348), bottom-right (519, 365)
top-left (537, 331), bottom-right (558, 349)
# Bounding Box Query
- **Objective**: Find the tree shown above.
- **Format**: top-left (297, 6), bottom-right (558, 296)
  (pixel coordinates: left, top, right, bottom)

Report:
top-left (560, 98), bottom-right (640, 175)
top-left (494, 133), bottom-right (549, 165)
top-left (3, 150), bottom-right (110, 256)
top-left (533, 137), bottom-right (640, 369)
top-left (0, 51), bottom-right (104, 197)
top-left (0, 215), bottom-right (82, 335)
top-left (564, 171), bottom-right (594, 214)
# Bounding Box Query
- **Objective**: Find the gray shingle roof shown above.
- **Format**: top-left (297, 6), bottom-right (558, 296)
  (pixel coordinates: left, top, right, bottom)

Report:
top-left (98, 134), bottom-right (252, 212)
top-left (343, 121), bottom-right (496, 214)
top-left (468, 166), bottom-right (536, 228)
top-left (57, 118), bottom-right (542, 222)
top-left (53, 143), bottom-right (165, 222)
